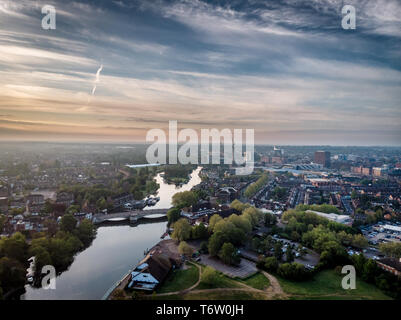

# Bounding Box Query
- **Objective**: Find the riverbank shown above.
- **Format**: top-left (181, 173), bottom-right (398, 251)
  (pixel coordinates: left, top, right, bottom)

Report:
top-left (21, 166), bottom-right (202, 300)
top-left (107, 239), bottom-right (181, 300)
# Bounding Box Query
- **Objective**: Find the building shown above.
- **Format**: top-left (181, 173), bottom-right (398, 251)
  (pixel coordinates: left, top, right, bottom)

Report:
top-left (382, 224), bottom-right (401, 234)
top-left (26, 194), bottom-right (44, 204)
top-left (127, 254), bottom-right (173, 291)
top-left (306, 210), bottom-right (353, 225)
top-left (0, 197), bottom-right (8, 213)
top-left (26, 194), bottom-right (45, 214)
top-left (273, 146), bottom-right (283, 157)
top-left (376, 258), bottom-right (401, 277)
top-left (216, 187), bottom-right (238, 204)
top-left (351, 166), bottom-right (363, 174)
top-left (314, 151), bottom-right (331, 168)
top-left (56, 191), bottom-right (75, 207)
top-left (0, 186), bottom-right (8, 197)
top-left (362, 167), bottom-right (372, 175)
top-left (127, 240), bottom-right (181, 291)
top-left (110, 193), bottom-right (134, 209)
top-left (372, 167), bottom-right (388, 177)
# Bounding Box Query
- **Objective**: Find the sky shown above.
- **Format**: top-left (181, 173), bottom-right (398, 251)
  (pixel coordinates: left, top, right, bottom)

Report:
top-left (0, 0), bottom-right (400, 145)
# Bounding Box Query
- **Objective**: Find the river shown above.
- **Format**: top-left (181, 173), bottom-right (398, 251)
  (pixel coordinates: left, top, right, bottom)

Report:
top-left (21, 166), bottom-right (202, 300)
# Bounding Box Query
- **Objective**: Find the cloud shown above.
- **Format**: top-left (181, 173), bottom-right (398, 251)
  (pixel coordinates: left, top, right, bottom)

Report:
top-left (0, 0), bottom-right (399, 145)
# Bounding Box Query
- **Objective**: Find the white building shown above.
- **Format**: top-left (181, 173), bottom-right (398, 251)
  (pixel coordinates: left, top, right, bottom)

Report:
top-left (306, 210), bottom-right (353, 225)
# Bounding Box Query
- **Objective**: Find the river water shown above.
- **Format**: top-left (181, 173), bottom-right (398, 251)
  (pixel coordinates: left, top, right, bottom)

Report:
top-left (21, 166), bottom-right (202, 300)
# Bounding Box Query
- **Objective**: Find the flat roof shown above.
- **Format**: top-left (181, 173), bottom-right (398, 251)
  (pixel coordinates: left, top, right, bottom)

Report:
top-left (383, 225), bottom-right (401, 232)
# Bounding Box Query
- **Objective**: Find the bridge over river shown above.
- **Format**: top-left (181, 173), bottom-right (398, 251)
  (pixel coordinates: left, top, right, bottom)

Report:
top-left (92, 208), bottom-right (170, 224)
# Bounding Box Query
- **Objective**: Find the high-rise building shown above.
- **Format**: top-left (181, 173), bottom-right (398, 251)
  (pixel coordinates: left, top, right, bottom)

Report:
top-left (273, 146), bottom-right (283, 157)
top-left (314, 151), bottom-right (331, 168)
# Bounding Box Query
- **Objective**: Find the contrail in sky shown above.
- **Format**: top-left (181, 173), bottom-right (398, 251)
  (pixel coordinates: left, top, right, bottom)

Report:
top-left (91, 64), bottom-right (103, 96)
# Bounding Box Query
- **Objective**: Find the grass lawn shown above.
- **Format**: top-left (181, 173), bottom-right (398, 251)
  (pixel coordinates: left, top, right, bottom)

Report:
top-left (197, 273), bottom-right (241, 290)
top-left (183, 290), bottom-right (267, 300)
top-left (157, 263), bottom-right (199, 293)
top-left (151, 290), bottom-right (267, 300)
top-left (278, 269), bottom-right (391, 300)
top-left (238, 272), bottom-right (270, 290)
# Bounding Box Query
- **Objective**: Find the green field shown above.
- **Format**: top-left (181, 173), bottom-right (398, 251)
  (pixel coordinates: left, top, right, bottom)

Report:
top-left (196, 266), bottom-right (241, 290)
top-left (183, 290), bottom-right (266, 300)
top-left (238, 272), bottom-right (270, 290)
top-left (278, 269), bottom-right (391, 300)
top-left (157, 263), bottom-right (199, 293)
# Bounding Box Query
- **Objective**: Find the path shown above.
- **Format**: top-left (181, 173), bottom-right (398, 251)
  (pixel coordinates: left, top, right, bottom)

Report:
top-left (261, 271), bottom-right (287, 299)
top-left (154, 262), bottom-right (288, 300)
top-left (156, 262), bottom-right (202, 297)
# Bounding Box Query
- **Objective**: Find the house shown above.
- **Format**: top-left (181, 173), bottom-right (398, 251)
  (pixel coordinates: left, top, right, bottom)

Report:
top-left (180, 200), bottom-right (216, 223)
top-left (216, 187), bottom-right (238, 203)
top-left (127, 254), bottom-right (174, 291)
top-left (211, 207), bottom-right (241, 219)
top-left (56, 191), bottom-right (75, 207)
top-left (127, 239), bottom-right (182, 291)
top-left (26, 194), bottom-right (45, 214)
top-left (26, 194), bottom-right (45, 204)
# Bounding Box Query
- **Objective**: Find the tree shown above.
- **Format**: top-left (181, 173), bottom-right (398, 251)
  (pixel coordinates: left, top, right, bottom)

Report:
top-left (178, 241), bottom-right (193, 257)
top-left (66, 205), bottom-right (80, 215)
top-left (230, 199), bottom-right (250, 212)
top-left (274, 242), bottom-right (283, 261)
top-left (46, 238), bottom-right (74, 270)
top-left (277, 262), bottom-right (310, 281)
top-left (264, 256), bottom-right (279, 272)
top-left (167, 207), bottom-right (181, 225)
top-left (379, 242), bottom-right (401, 258)
top-left (351, 234), bottom-right (368, 249)
top-left (200, 241), bottom-right (208, 253)
top-left (242, 207), bottom-right (262, 227)
top-left (363, 259), bottom-right (379, 283)
top-left (172, 191), bottom-right (198, 209)
top-left (76, 219), bottom-right (96, 246)
top-left (219, 242), bottom-right (240, 265)
top-left (29, 246), bottom-right (52, 276)
top-left (44, 219), bottom-right (58, 237)
top-left (208, 214), bottom-right (222, 232)
top-left (244, 174), bottom-right (268, 198)
top-left (318, 241), bottom-right (348, 268)
top-left (171, 219), bottom-right (191, 241)
top-left (286, 248), bottom-right (295, 263)
top-left (208, 232), bottom-right (228, 256)
top-left (264, 213), bottom-right (277, 226)
top-left (0, 257), bottom-right (26, 293)
top-left (291, 231), bottom-right (301, 242)
top-left (60, 214), bottom-right (77, 233)
top-left (0, 232), bottom-right (28, 264)
top-left (192, 223), bottom-right (208, 239)
top-left (213, 220), bottom-right (245, 246)
top-left (228, 214), bottom-right (252, 234)
top-left (201, 266), bottom-right (221, 286)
